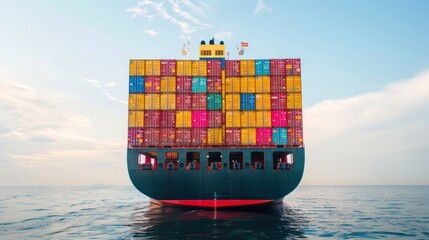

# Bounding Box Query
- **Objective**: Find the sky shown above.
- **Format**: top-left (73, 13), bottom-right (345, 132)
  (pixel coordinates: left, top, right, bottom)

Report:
top-left (0, 0), bottom-right (428, 186)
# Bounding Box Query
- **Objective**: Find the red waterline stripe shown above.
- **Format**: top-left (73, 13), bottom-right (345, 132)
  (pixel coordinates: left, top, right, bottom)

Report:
top-left (160, 199), bottom-right (273, 208)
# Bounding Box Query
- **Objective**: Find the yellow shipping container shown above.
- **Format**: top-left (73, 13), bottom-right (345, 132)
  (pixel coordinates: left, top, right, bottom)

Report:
top-left (240, 60), bottom-right (255, 76)
top-left (145, 60), bottom-right (161, 76)
top-left (255, 76), bottom-right (270, 92)
top-left (287, 93), bottom-right (302, 109)
top-left (293, 76), bottom-right (302, 92)
top-left (144, 94), bottom-right (160, 110)
top-left (240, 111), bottom-right (256, 127)
top-left (192, 60), bottom-right (207, 76)
top-left (129, 94), bottom-right (145, 110)
top-left (226, 111), bottom-right (241, 127)
top-left (160, 77), bottom-right (176, 92)
top-left (176, 111), bottom-right (191, 127)
top-left (225, 77), bottom-right (240, 93)
top-left (286, 76), bottom-right (294, 92)
top-left (240, 77), bottom-right (256, 93)
top-left (225, 94), bottom-right (240, 110)
top-left (256, 111), bottom-right (272, 127)
top-left (176, 60), bottom-right (192, 76)
top-left (129, 110), bottom-right (145, 127)
top-left (208, 128), bottom-right (223, 145)
top-left (129, 60), bottom-right (137, 76)
top-left (241, 128), bottom-right (256, 145)
top-left (160, 94), bottom-right (176, 110)
top-left (256, 94), bottom-right (271, 110)
top-left (136, 60), bottom-right (145, 76)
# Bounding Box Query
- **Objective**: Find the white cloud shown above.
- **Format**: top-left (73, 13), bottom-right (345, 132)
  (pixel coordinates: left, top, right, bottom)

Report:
top-left (144, 28), bottom-right (159, 36)
top-left (105, 82), bottom-right (117, 87)
top-left (126, 6), bottom-right (148, 18)
top-left (214, 31), bottom-right (233, 40)
top-left (83, 77), bottom-right (127, 104)
top-left (254, 0), bottom-right (272, 15)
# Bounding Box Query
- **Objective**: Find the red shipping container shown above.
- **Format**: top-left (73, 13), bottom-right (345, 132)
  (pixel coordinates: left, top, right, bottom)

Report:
top-left (270, 76), bottom-right (286, 93)
top-left (192, 110), bottom-right (208, 127)
top-left (160, 60), bottom-right (176, 76)
top-left (144, 110), bottom-right (161, 127)
top-left (128, 127), bottom-right (144, 147)
top-left (292, 59), bottom-right (301, 76)
top-left (159, 128), bottom-right (175, 146)
top-left (288, 127), bottom-right (303, 145)
top-left (143, 128), bottom-right (160, 146)
top-left (207, 60), bottom-right (222, 77)
top-left (271, 93), bottom-right (287, 110)
top-left (176, 76), bottom-right (192, 93)
top-left (176, 94), bottom-right (192, 110)
top-left (160, 110), bottom-right (176, 128)
top-left (207, 76), bottom-right (222, 93)
top-left (207, 111), bottom-right (222, 127)
top-left (225, 128), bottom-right (241, 145)
top-left (256, 128), bottom-right (272, 145)
top-left (225, 60), bottom-right (240, 77)
top-left (192, 94), bottom-right (207, 110)
top-left (145, 76), bottom-right (161, 93)
top-left (286, 59), bottom-right (293, 76)
top-left (270, 59), bottom-right (286, 76)
top-left (271, 110), bottom-right (287, 127)
top-left (175, 128), bottom-right (192, 146)
top-left (287, 109), bottom-right (303, 127)
top-left (191, 128), bottom-right (208, 145)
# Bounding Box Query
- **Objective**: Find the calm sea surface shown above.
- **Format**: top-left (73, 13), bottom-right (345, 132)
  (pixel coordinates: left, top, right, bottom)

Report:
top-left (0, 186), bottom-right (428, 239)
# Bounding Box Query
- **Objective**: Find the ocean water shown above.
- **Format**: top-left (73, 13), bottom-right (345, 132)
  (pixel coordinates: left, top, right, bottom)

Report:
top-left (0, 186), bottom-right (428, 239)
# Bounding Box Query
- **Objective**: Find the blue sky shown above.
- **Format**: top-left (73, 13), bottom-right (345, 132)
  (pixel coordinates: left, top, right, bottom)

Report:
top-left (0, 0), bottom-right (428, 185)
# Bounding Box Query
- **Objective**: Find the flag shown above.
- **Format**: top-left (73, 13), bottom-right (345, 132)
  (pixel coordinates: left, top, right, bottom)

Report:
top-left (241, 42), bottom-right (248, 47)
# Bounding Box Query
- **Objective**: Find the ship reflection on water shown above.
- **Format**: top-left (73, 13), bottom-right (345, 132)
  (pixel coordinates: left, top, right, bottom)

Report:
top-left (130, 202), bottom-right (308, 239)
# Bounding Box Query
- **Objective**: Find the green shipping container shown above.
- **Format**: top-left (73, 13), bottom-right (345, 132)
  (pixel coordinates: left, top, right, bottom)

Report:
top-left (207, 94), bottom-right (222, 110)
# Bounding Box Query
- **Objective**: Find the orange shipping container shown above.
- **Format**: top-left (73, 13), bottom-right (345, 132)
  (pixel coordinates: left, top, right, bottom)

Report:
top-left (129, 60), bottom-right (137, 76)
top-left (160, 94), bottom-right (176, 110)
top-left (192, 60), bottom-right (207, 76)
top-left (240, 111), bottom-right (256, 127)
top-left (208, 128), bottom-right (223, 145)
top-left (129, 94), bottom-right (145, 110)
top-left (240, 60), bottom-right (255, 76)
top-left (240, 77), bottom-right (256, 93)
top-left (225, 94), bottom-right (240, 110)
top-left (145, 60), bottom-right (161, 76)
top-left (287, 93), bottom-right (302, 109)
top-left (144, 94), bottom-right (160, 110)
top-left (226, 111), bottom-right (241, 127)
top-left (160, 77), bottom-right (176, 92)
top-left (128, 110), bottom-right (144, 127)
top-left (176, 111), bottom-right (192, 127)
top-left (256, 94), bottom-right (271, 110)
top-left (287, 76), bottom-right (302, 92)
top-left (225, 77), bottom-right (240, 93)
top-left (256, 111), bottom-right (272, 127)
top-left (255, 76), bottom-right (270, 92)
top-left (241, 128), bottom-right (256, 145)
top-left (177, 60), bottom-right (192, 76)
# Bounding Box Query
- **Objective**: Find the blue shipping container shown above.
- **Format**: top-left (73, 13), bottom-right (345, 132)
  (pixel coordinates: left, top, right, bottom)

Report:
top-left (272, 128), bottom-right (288, 145)
top-left (129, 76), bottom-right (145, 93)
top-left (192, 77), bottom-right (207, 93)
top-left (255, 59), bottom-right (270, 76)
top-left (207, 94), bottom-right (222, 110)
top-left (240, 93), bottom-right (256, 110)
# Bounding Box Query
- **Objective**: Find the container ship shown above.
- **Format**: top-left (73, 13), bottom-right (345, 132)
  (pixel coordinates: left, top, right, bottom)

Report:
top-left (127, 39), bottom-right (304, 208)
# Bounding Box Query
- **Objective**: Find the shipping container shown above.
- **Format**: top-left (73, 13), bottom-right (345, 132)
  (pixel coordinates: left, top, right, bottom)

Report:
top-left (226, 111), bottom-right (241, 127)
top-left (144, 94), bottom-right (160, 110)
top-left (270, 59), bottom-right (286, 76)
top-left (288, 127), bottom-right (303, 145)
top-left (271, 76), bottom-right (286, 93)
top-left (176, 94), bottom-right (192, 110)
top-left (176, 76), bottom-right (192, 93)
top-left (225, 128), bottom-right (241, 145)
top-left (160, 60), bottom-right (176, 76)
top-left (207, 110), bottom-right (222, 127)
top-left (160, 110), bottom-right (176, 128)
top-left (159, 128), bottom-right (175, 146)
top-left (130, 60), bottom-right (145, 76)
top-left (240, 94), bottom-right (256, 111)
top-left (271, 93), bottom-right (287, 110)
top-left (207, 128), bottom-right (223, 145)
top-left (128, 110), bottom-right (144, 127)
top-left (240, 111), bottom-right (256, 127)
top-left (256, 111), bottom-right (271, 127)
top-left (192, 60), bottom-right (207, 76)
top-left (240, 60), bottom-right (255, 76)
top-left (160, 94), bottom-right (176, 110)
top-left (240, 77), bottom-right (256, 93)
top-left (145, 76), bottom-right (161, 93)
top-left (207, 94), bottom-right (222, 110)
top-left (286, 76), bottom-right (302, 93)
top-left (256, 94), bottom-right (271, 110)
top-left (192, 110), bottom-right (208, 127)
top-left (129, 94), bottom-right (145, 110)
top-left (292, 59), bottom-right (301, 76)
top-left (175, 128), bottom-right (192, 145)
top-left (192, 77), bottom-right (207, 93)
top-left (287, 93), bottom-right (302, 109)
top-left (207, 76), bottom-right (222, 93)
top-left (286, 59), bottom-right (293, 76)
top-left (241, 128), bottom-right (256, 145)
top-left (206, 60), bottom-right (222, 77)
top-left (145, 60), bottom-right (161, 76)
top-left (225, 94), bottom-right (240, 110)
top-left (191, 128), bottom-right (208, 145)
top-left (128, 127), bottom-right (144, 147)
top-left (129, 76), bottom-right (145, 93)
top-left (225, 60), bottom-right (240, 77)
top-left (225, 77), bottom-right (240, 93)
top-left (256, 128), bottom-right (272, 145)
top-left (176, 111), bottom-right (192, 128)
top-left (255, 59), bottom-right (270, 76)
top-left (272, 128), bottom-right (288, 145)
top-left (255, 76), bottom-right (270, 93)
top-left (192, 94), bottom-right (207, 110)
top-left (287, 109), bottom-right (303, 127)
top-left (144, 110), bottom-right (161, 127)
top-left (144, 128), bottom-right (160, 146)
top-left (129, 60), bottom-right (137, 76)
top-left (271, 110), bottom-right (287, 127)
top-left (176, 60), bottom-right (192, 76)
top-left (160, 77), bottom-right (176, 93)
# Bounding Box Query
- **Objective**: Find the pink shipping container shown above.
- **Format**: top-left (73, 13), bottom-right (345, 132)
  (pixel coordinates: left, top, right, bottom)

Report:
top-left (292, 59), bottom-right (301, 76)
top-left (206, 60), bottom-right (222, 76)
top-left (176, 94), bottom-right (192, 110)
top-left (207, 111), bottom-right (222, 127)
top-left (225, 128), bottom-right (241, 145)
top-left (160, 110), bottom-right (176, 128)
top-left (207, 76), bottom-right (222, 93)
top-left (160, 60), bottom-right (176, 76)
top-left (271, 110), bottom-right (287, 127)
top-left (192, 110), bottom-right (208, 127)
top-left (270, 76), bottom-right (286, 93)
top-left (176, 76), bottom-right (192, 93)
top-left (144, 111), bottom-right (161, 127)
top-left (256, 128), bottom-right (272, 145)
top-left (287, 109), bottom-right (303, 127)
top-left (270, 59), bottom-right (286, 76)
top-left (225, 60), bottom-right (240, 77)
top-left (192, 94), bottom-right (207, 110)
top-left (271, 93), bottom-right (287, 110)
top-left (145, 76), bottom-right (161, 93)
top-left (175, 128), bottom-right (192, 146)
top-left (286, 59), bottom-right (293, 76)
top-left (191, 128), bottom-right (208, 145)
top-left (159, 128), bottom-right (175, 146)
top-left (128, 128), bottom-right (144, 147)
top-left (143, 128), bottom-right (160, 146)
top-left (288, 127), bottom-right (303, 145)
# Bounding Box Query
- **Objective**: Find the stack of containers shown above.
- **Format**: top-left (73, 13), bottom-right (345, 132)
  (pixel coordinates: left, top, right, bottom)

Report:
top-left (285, 59), bottom-right (303, 146)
